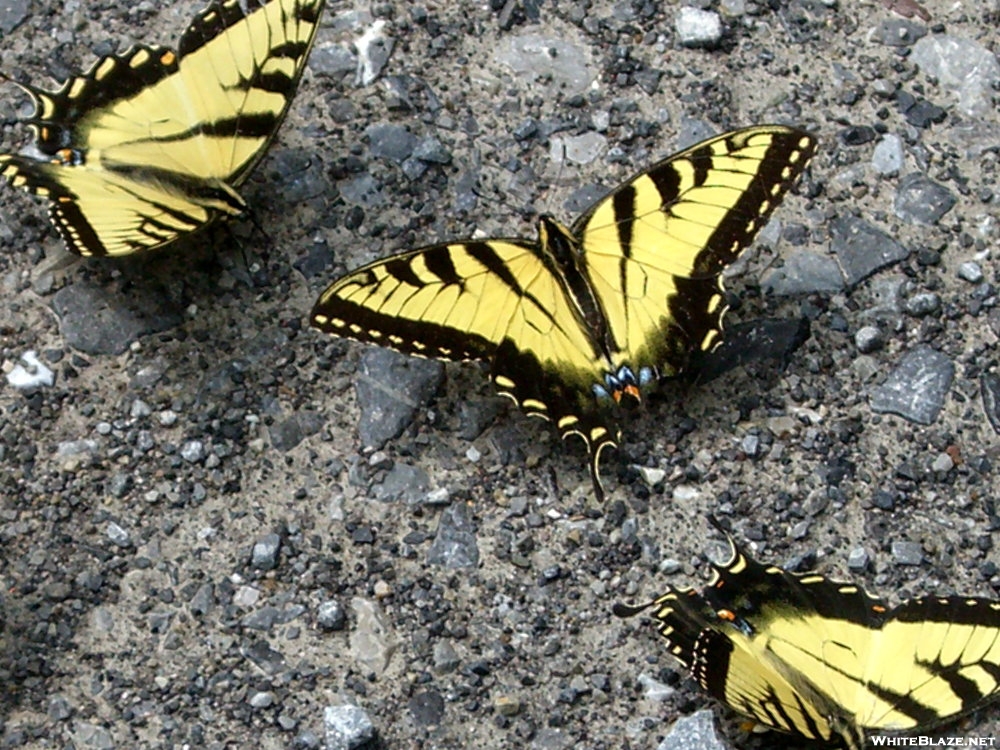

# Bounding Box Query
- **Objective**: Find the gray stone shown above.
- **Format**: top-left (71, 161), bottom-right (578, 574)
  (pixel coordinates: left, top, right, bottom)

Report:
top-left (958, 261), bottom-right (984, 283)
top-left (0, 0), bottom-right (29, 35)
top-left (550, 132), bottom-right (607, 166)
top-left (310, 44), bottom-right (357, 78)
top-left (374, 462), bottom-right (430, 503)
top-left (495, 35), bottom-right (593, 92)
top-left (656, 709), bottom-right (728, 750)
top-left (870, 345), bottom-right (954, 425)
top-left (355, 348), bottom-right (444, 449)
top-left (911, 35), bottom-right (1000, 117)
top-left (412, 137), bottom-right (452, 164)
top-left (638, 672), bottom-right (676, 701)
top-left (854, 325), bottom-right (884, 353)
top-left (366, 123), bottom-right (417, 163)
top-left (427, 502), bottom-right (479, 569)
top-left (407, 689), bottom-right (445, 726)
top-left (693, 317), bottom-right (811, 383)
top-left (52, 281), bottom-right (183, 356)
top-left (891, 541), bottom-right (924, 566)
top-left (180, 440), bottom-right (206, 463)
top-left (355, 20), bottom-right (394, 86)
top-left (338, 173), bottom-right (385, 208)
top-left (847, 547), bottom-right (870, 572)
top-left (675, 7), bottom-right (723, 47)
top-left (760, 249), bottom-right (844, 295)
top-left (324, 704), bottom-right (376, 750)
top-left (270, 411), bottom-right (324, 451)
top-left (251, 533), bottom-right (282, 570)
top-left (249, 691), bottom-right (276, 709)
top-left (830, 215), bottom-right (909, 288)
top-left (894, 173), bottom-right (956, 226)
top-left (931, 453), bottom-right (954, 473)
top-left (432, 640), bottom-right (460, 673)
top-left (350, 598), bottom-right (397, 674)
top-left (241, 606), bottom-right (280, 631)
top-left (904, 292), bottom-right (941, 317)
top-left (189, 584), bottom-right (215, 617)
top-left (106, 521), bottom-right (132, 548)
top-left (982, 373), bottom-right (1000, 435)
top-left (873, 18), bottom-right (927, 46)
top-left (48, 694), bottom-right (73, 721)
top-left (72, 723), bottom-right (115, 750)
top-left (317, 599), bottom-right (347, 631)
top-left (872, 134), bottom-right (905, 176)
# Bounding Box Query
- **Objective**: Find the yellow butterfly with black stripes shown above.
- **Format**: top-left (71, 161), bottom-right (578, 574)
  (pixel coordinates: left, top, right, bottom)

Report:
top-left (311, 126), bottom-right (817, 499)
top-left (616, 519), bottom-right (1000, 748)
top-left (0, 0), bottom-right (325, 257)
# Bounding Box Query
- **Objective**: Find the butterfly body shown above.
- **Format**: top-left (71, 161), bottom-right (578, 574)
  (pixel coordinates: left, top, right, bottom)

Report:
top-left (313, 126), bottom-right (817, 499)
top-left (616, 521), bottom-right (1000, 748)
top-left (0, 0), bottom-right (325, 257)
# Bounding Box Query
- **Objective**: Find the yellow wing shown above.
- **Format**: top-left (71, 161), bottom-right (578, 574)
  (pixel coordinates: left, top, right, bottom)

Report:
top-left (0, 0), bottom-right (325, 256)
top-left (311, 238), bottom-right (623, 496)
top-left (616, 522), bottom-right (1000, 748)
top-left (575, 125), bottom-right (817, 378)
top-left (312, 126), bottom-right (816, 500)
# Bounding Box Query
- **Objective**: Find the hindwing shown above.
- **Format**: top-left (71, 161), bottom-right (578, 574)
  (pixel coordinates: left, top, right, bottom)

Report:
top-left (616, 522), bottom-right (1000, 748)
top-left (0, 0), bottom-right (325, 256)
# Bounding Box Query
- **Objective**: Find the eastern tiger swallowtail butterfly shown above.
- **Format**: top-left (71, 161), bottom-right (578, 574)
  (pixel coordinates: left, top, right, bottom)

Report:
top-left (615, 519), bottom-right (1000, 749)
top-left (311, 126), bottom-right (816, 500)
top-left (0, 0), bottom-right (325, 257)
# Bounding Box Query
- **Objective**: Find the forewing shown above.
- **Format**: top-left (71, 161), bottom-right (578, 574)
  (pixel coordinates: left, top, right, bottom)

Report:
top-left (90, 0), bottom-right (325, 182)
top-left (573, 125), bottom-right (817, 376)
top-left (311, 239), bottom-right (618, 498)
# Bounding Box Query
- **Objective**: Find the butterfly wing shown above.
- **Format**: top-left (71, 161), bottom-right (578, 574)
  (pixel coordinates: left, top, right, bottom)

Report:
top-left (855, 596), bottom-right (1000, 732)
top-left (572, 125), bottom-right (817, 378)
top-left (0, 0), bottom-right (324, 256)
top-left (615, 585), bottom-right (842, 746)
top-left (620, 522), bottom-right (1000, 748)
top-left (311, 239), bottom-right (615, 489)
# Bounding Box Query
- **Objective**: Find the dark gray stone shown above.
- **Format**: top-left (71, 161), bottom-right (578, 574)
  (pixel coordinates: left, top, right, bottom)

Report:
top-left (0, 0), bottom-right (29, 35)
top-left (690, 318), bottom-right (811, 384)
top-left (407, 689), bottom-right (445, 726)
top-left (271, 411), bottom-right (325, 451)
top-left (869, 345), bottom-right (954, 424)
top-left (52, 281), bottom-right (183, 356)
top-left (891, 540), bottom-right (924, 566)
top-left (873, 18), bottom-right (927, 46)
top-left (366, 123), bottom-right (417, 163)
top-left (317, 599), bottom-right (347, 631)
top-left (374, 462), bottom-right (430, 503)
top-left (854, 325), bottom-right (884, 353)
top-left (894, 173), bottom-right (957, 225)
top-left (355, 348), bottom-right (444, 449)
top-left (829, 215), bottom-right (909, 288)
top-left (981, 373), bottom-right (1000, 435)
top-left (760, 249), bottom-right (844, 295)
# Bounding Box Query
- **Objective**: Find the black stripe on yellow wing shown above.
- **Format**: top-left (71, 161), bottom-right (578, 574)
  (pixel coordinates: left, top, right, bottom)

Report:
top-left (0, 0), bottom-right (325, 256)
top-left (311, 238), bottom-right (623, 500)
top-left (575, 126), bottom-right (817, 378)
top-left (616, 523), bottom-right (1000, 749)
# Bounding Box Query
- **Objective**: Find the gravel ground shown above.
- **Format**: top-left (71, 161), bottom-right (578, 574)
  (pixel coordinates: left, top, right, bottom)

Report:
top-left (1, 1), bottom-right (999, 749)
